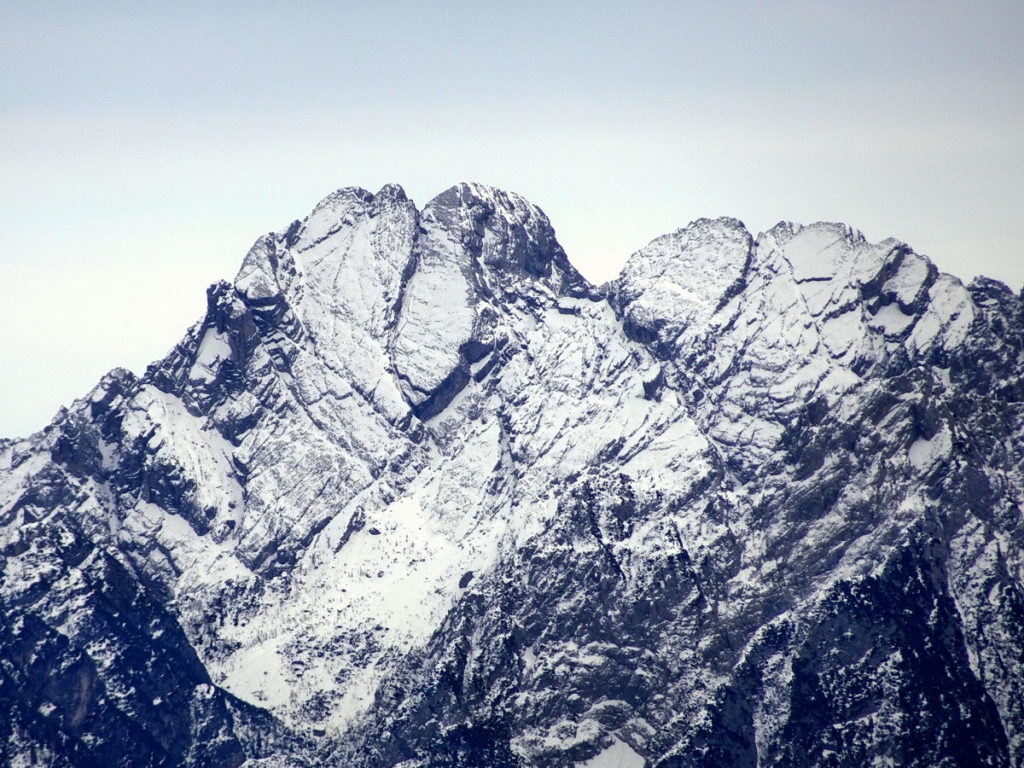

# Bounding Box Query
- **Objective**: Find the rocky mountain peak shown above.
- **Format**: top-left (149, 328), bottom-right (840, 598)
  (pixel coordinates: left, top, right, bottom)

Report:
top-left (422, 182), bottom-right (591, 298)
top-left (2, 184), bottom-right (1023, 768)
top-left (610, 216), bottom-right (754, 352)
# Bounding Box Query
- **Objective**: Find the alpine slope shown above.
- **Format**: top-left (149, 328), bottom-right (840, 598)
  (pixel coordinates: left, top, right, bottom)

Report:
top-left (2, 183), bottom-right (1022, 768)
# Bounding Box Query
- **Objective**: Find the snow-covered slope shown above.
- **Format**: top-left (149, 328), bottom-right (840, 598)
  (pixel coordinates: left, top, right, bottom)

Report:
top-left (2, 184), bottom-right (1022, 768)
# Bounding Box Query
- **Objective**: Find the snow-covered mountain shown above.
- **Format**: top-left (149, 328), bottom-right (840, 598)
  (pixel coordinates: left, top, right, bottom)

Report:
top-left (2, 183), bottom-right (1022, 768)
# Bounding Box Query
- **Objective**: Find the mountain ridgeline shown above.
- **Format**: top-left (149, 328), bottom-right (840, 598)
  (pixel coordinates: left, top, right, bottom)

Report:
top-left (2, 183), bottom-right (1023, 767)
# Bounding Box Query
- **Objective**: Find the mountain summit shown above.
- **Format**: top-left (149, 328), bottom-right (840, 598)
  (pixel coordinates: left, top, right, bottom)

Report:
top-left (2, 184), bottom-right (1023, 767)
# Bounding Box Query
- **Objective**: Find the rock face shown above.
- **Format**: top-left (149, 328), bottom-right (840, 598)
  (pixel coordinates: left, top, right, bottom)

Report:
top-left (2, 183), bottom-right (1022, 768)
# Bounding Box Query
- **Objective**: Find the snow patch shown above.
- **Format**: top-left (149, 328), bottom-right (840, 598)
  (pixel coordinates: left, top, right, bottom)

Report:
top-left (908, 426), bottom-right (952, 471)
top-left (575, 737), bottom-right (645, 768)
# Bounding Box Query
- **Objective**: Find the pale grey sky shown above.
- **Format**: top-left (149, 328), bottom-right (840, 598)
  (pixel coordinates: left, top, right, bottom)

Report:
top-left (2, 0), bottom-right (1022, 437)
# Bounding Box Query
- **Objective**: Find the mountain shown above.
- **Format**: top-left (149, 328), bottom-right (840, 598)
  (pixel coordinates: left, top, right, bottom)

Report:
top-left (2, 183), bottom-right (1022, 768)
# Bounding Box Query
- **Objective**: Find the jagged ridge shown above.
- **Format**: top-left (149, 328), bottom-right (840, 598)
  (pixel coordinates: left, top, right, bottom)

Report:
top-left (2, 184), bottom-right (1023, 768)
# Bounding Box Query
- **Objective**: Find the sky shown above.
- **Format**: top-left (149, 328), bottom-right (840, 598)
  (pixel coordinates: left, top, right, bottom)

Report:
top-left (1, 0), bottom-right (1022, 438)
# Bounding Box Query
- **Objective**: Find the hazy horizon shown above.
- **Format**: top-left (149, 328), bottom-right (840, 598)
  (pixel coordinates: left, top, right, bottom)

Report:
top-left (2, 0), bottom-right (1022, 438)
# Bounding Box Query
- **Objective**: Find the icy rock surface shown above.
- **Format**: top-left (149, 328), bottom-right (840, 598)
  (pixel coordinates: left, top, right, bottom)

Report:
top-left (2, 185), bottom-right (1023, 767)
